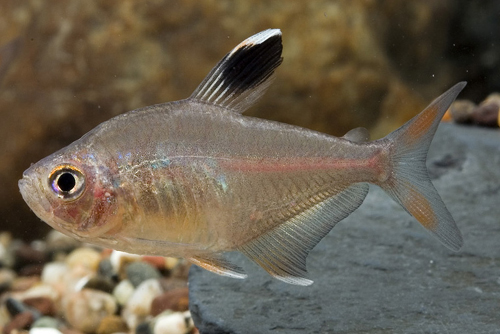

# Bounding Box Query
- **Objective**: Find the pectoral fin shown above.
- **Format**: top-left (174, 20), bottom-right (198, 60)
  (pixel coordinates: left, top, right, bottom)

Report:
top-left (188, 253), bottom-right (247, 279)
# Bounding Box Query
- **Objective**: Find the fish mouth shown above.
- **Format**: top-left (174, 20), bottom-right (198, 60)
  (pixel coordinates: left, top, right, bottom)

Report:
top-left (18, 174), bottom-right (51, 216)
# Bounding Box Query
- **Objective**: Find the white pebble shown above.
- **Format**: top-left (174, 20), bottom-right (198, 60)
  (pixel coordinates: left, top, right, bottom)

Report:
top-left (122, 278), bottom-right (163, 329)
top-left (41, 262), bottom-right (68, 286)
top-left (110, 250), bottom-right (142, 273)
top-left (153, 311), bottom-right (194, 334)
top-left (29, 328), bottom-right (63, 334)
top-left (113, 279), bottom-right (135, 306)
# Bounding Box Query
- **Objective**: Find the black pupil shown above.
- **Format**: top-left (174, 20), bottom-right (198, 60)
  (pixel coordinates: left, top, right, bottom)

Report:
top-left (58, 172), bottom-right (76, 192)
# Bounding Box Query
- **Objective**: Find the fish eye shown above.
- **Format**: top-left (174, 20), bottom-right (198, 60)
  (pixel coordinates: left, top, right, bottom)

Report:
top-left (48, 165), bottom-right (86, 200)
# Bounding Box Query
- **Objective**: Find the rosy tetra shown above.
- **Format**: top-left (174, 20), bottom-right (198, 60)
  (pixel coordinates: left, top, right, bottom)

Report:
top-left (19, 29), bottom-right (465, 285)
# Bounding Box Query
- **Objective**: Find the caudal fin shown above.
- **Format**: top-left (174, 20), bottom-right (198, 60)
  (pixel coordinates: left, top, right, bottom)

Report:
top-left (378, 82), bottom-right (466, 251)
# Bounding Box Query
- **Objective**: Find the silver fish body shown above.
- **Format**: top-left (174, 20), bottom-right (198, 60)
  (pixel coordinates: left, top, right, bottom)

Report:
top-left (19, 29), bottom-right (465, 285)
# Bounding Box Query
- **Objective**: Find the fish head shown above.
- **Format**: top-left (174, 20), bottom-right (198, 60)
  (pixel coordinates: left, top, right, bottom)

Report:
top-left (19, 145), bottom-right (121, 241)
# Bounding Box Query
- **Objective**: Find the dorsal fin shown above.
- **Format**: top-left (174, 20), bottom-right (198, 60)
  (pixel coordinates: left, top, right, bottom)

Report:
top-left (342, 127), bottom-right (370, 143)
top-left (189, 29), bottom-right (283, 114)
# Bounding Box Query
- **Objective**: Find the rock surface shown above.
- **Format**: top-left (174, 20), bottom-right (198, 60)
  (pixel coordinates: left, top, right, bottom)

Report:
top-left (189, 123), bottom-right (500, 334)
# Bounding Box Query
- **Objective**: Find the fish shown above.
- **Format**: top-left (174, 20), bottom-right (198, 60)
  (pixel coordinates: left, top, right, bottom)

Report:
top-left (19, 29), bottom-right (465, 285)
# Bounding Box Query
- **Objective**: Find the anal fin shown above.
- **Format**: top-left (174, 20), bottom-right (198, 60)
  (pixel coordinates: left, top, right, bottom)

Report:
top-left (239, 183), bottom-right (369, 285)
top-left (188, 253), bottom-right (247, 279)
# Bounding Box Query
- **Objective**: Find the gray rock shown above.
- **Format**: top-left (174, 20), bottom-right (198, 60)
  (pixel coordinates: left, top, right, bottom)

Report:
top-left (189, 123), bottom-right (500, 334)
top-left (126, 262), bottom-right (161, 288)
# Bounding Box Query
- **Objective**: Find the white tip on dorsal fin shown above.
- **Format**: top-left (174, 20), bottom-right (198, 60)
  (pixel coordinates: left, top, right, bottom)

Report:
top-left (190, 29), bottom-right (283, 114)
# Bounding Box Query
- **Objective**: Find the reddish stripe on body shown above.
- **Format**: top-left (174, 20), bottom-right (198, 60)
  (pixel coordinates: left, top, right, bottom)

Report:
top-left (218, 155), bottom-right (381, 173)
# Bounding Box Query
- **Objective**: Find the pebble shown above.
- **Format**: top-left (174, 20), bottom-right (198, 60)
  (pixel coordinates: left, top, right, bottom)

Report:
top-left (3, 311), bottom-right (35, 333)
top-left (126, 261), bottom-right (161, 287)
top-left (10, 276), bottom-right (41, 292)
top-left (29, 328), bottom-right (64, 334)
top-left (21, 283), bottom-right (59, 301)
top-left (5, 297), bottom-right (37, 317)
top-left (15, 243), bottom-right (48, 272)
top-left (122, 278), bottom-right (163, 329)
top-left (23, 297), bottom-right (56, 316)
top-left (41, 262), bottom-right (68, 286)
top-left (165, 257), bottom-right (180, 271)
top-left (83, 276), bottom-right (115, 294)
top-left (97, 258), bottom-right (115, 280)
top-left (62, 289), bottom-right (117, 333)
top-left (0, 268), bottom-right (16, 292)
top-left (449, 100), bottom-right (476, 123)
top-left (0, 305), bottom-right (10, 327)
top-left (472, 100), bottom-right (499, 126)
top-left (109, 251), bottom-right (142, 278)
top-left (142, 256), bottom-right (168, 270)
top-left (151, 287), bottom-right (189, 316)
top-left (112, 279), bottom-right (135, 306)
top-left (96, 315), bottom-right (128, 334)
top-left (152, 311), bottom-right (194, 334)
top-left (135, 321), bottom-right (153, 334)
top-left (0, 243), bottom-right (6, 265)
top-left (65, 248), bottom-right (102, 272)
top-left (31, 316), bottom-right (62, 328)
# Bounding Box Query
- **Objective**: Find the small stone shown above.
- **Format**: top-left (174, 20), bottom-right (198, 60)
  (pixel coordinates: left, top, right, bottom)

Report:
top-left (14, 244), bottom-right (48, 270)
top-left (83, 276), bottom-right (115, 294)
top-left (63, 289), bottom-right (117, 333)
top-left (11, 276), bottom-right (40, 292)
top-left (152, 311), bottom-right (194, 334)
top-left (151, 288), bottom-right (189, 316)
top-left (23, 297), bottom-right (56, 316)
top-left (41, 262), bottom-right (68, 286)
top-left (3, 311), bottom-right (34, 334)
top-left (109, 251), bottom-right (142, 279)
top-left (97, 259), bottom-right (115, 280)
top-left (141, 256), bottom-right (167, 270)
top-left (472, 101), bottom-right (499, 127)
top-left (29, 328), bottom-right (64, 334)
top-left (449, 99), bottom-right (476, 123)
top-left (0, 243), bottom-right (6, 266)
top-left (19, 263), bottom-right (45, 276)
top-left (96, 315), bottom-right (128, 334)
top-left (126, 262), bottom-right (161, 288)
top-left (66, 248), bottom-right (102, 272)
top-left (122, 279), bottom-right (163, 329)
top-left (31, 316), bottom-right (62, 329)
top-left (6, 297), bottom-right (31, 317)
top-left (135, 321), bottom-right (153, 334)
top-left (159, 278), bottom-right (188, 292)
top-left (21, 283), bottom-right (59, 302)
top-left (0, 268), bottom-right (16, 292)
top-left (112, 279), bottom-right (135, 306)
top-left (164, 257), bottom-right (180, 271)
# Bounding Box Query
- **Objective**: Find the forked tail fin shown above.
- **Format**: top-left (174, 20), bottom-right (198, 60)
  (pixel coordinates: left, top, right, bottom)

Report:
top-left (378, 82), bottom-right (466, 251)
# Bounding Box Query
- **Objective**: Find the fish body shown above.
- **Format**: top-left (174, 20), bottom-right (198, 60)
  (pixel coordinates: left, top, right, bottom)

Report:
top-left (19, 30), bottom-right (465, 285)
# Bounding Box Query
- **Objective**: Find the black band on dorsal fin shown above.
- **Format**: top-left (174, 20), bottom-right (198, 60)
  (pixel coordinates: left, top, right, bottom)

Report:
top-left (190, 29), bottom-right (283, 114)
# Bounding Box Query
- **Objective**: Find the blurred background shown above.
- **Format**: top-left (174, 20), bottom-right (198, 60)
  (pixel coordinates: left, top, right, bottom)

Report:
top-left (0, 0), bottom-right (499, 240)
